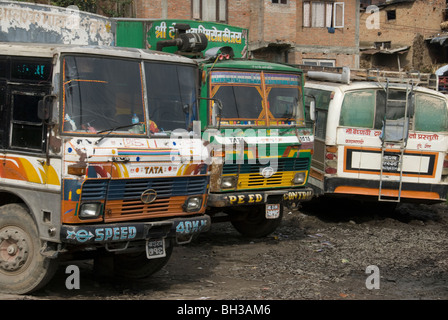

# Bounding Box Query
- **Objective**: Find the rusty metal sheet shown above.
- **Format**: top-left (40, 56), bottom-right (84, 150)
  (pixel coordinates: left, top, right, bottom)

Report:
top-left (0, 1), bottom-right (115, 45)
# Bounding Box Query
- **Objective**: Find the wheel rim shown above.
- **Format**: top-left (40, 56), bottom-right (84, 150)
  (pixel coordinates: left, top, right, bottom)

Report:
top-left (0, 226), bottom-right (31, 274)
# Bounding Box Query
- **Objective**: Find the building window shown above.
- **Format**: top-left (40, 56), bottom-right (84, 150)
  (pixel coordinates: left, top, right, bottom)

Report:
top-left (303, 1), bottom-right (345, 28)
top-left (272, 0), bottom-right (288, 3)
top-left (192, 0), bottom-right (227, 22)
top-left (302, 59), bottom-right (336, 67)
top-left (386, 10), bottom-right (396, 21)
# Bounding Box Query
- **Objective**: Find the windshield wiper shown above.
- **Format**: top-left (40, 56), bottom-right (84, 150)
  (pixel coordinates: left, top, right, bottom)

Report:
top-left (95, 123), bottom-right (141, 145)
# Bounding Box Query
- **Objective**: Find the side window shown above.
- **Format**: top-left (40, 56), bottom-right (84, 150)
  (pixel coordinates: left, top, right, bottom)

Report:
top-left (0, 59), bottom-right (7, 78)
top-left (414, 94), bottom-right (448, 132)
top-left (10, 91), bottom-right (45, 151)
top-left (340, 90), bottom-right (375, 128)
top-left (303, 1), bottom-right (344, 28)
top-left (0, 56), bottom-right (52, 153)
top-left (192, 0), bottom-right (227, 22)
top-left (375, 89), bottom-right (412, 130)
top-left (304, 88), bottom-right (332, 139)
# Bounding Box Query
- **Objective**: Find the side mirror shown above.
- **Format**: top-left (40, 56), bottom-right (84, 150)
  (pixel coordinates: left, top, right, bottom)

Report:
top-left (38, 95), bottom-right (55, 122)
top-left (199, 97), bottom-right (223, 127)
top-left (309, 99), bottom-right (316, 122)
top-left (212, 99), bottom-right (223, 127)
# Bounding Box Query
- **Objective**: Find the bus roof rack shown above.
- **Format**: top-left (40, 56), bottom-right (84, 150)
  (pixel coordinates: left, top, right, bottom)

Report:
top-left (296, 64), bottom-right (438, 90)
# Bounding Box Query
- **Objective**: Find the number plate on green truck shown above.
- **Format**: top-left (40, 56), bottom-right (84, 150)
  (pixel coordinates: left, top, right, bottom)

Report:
top-left (266, 204), bottom-right (280, 219)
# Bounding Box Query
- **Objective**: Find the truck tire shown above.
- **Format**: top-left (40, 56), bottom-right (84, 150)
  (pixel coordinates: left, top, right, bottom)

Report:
top-left (229, 204), bottom-right (283, 238)
top-left (113, 239), bottom-right (173, 279)
top-left (0, 203), bottom-right (58, 294)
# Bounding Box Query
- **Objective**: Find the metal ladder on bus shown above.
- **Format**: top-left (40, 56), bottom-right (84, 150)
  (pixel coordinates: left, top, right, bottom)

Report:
top-left (378, 79), bottom-right (414, 202)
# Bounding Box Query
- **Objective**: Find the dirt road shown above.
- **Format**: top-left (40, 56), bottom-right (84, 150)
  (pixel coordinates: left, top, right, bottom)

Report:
top-left (2, 198), bottom-right (448, 301)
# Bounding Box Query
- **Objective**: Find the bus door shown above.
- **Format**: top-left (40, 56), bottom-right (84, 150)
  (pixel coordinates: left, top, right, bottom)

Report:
top-left (305, 87), bottom-right (332, 190)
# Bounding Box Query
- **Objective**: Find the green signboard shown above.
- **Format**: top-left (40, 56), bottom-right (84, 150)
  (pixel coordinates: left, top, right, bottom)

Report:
top-left (115, 19), bottom-right (248, 58)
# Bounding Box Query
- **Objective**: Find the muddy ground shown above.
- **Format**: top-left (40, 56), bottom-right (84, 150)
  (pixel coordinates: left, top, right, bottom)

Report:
top-left (3, 197), bottom-right (448, 302)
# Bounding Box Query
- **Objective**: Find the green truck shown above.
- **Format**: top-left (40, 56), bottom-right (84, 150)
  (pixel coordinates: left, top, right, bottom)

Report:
top-left (115, 19), bottom-right (314, 237)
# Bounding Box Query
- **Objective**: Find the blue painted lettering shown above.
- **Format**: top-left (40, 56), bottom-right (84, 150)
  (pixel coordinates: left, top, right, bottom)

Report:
top-left (112, 227), bottom-right (120, 240)
top-left (176, 220), bottom-right (207, 234)
top-left (94, 226), bottom-right (137, 242)
top-left (95, 228), bottom-right (104, 241)
top-left (104, 228), bottom-right (113, 241)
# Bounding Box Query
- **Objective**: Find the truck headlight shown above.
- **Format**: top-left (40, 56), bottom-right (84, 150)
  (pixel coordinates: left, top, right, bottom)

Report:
top-left (293, 172), bottom-right (306, 185)
top-left (79, 202), bottom-right (102, 219)
top-left (183, 196), bottom-right (203, 212)
top-left (221, 176), bottom-right (237, 189)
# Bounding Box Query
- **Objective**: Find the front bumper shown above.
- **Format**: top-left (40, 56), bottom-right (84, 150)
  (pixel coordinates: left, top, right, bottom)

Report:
top-left (207, 187), bottom-right (314, 207)
top-left (60, 215), bottom-right (211, 245)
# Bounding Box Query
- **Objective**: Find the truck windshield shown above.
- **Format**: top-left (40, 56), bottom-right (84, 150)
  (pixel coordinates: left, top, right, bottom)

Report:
top-left (144, 62), bottom-right (198, 133)
top-left (267, 87), bottom-right (303, 122)
top-left (63, 55), bottom-right (146, 135)
top-left (210, 70), bottom-right (304, 126)
top-left (214, 86), bottom-right (263, 120)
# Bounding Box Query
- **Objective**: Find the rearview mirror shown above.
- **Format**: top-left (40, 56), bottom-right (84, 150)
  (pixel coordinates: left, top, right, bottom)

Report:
top-left (199, 97), bottom-right (223, 127)
top-left (38, 95), bottom-right (55, 122)
top-left (309, 99), bottom-right (316, 122)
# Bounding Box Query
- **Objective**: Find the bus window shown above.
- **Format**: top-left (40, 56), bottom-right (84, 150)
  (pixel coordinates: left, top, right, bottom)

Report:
top-left (305, 88), bottom-right (332, 140)
top-left (0, 85), bottom-right (5, 148)
top-left (10, 92), bottom-right (44, 151)
top-left (0, 59), bottom-right (7, 79)
top-left (340, 90), bottom-right (375, 128)
top-left (415, 94), bottom-right (448, 132)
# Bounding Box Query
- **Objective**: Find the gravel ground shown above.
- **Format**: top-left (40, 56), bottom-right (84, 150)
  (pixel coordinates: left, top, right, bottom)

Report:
top-left (2, 198), bottom-right (448, 301)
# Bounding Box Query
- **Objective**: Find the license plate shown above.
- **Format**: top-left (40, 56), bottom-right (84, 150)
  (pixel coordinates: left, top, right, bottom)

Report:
top-left (146, 238), bottom-right (166, 259)
top-left (382, 154), bottom-right (399, 172)
top-left (266, 204), bottom-right (280, 219)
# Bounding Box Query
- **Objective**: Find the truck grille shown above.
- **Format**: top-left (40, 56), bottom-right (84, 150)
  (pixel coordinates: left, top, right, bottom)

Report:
top-left (80, 176), bottom-right (208, 221)
top-left (222, 157), bottom-right (309, 189)
top-left (222, 157), bottom-right (310, 174)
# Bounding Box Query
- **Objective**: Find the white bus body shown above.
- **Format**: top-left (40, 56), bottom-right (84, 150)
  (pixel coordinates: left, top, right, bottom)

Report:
top-left (305, 78), bottom-right (448, 203)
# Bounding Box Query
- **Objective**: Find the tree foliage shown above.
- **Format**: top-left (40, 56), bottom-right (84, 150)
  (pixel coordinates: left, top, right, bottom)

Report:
top-left (51, 1), bottom-right (98, 14)
top-left (16, 0), bottom-right (134, 17)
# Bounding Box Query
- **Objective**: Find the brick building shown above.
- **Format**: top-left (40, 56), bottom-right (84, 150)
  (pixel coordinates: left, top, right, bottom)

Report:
top-left (359, 0), bottom-right (446, 71)
top-left (133, 0), bottom-right (361, 68)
